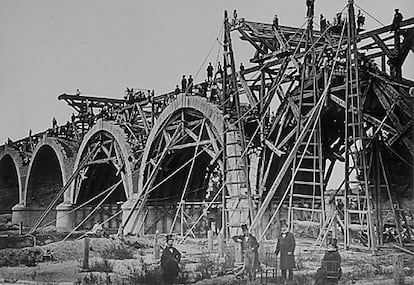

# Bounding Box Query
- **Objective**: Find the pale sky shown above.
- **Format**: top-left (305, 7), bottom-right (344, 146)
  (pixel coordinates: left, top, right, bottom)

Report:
top-left (0, 0), bottom-right (413, 143)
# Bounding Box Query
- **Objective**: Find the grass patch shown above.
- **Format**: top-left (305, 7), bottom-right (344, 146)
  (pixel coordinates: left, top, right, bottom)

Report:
top-left (89, 259), bottom-right (113, 273)
top-left (126, 262), bottom-right (163, 284)
top-left (99, 244), bottom-right (134, 260)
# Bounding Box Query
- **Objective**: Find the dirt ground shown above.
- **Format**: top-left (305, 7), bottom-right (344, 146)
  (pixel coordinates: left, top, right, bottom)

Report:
top-left (0, 232), bottom-right (413, 285)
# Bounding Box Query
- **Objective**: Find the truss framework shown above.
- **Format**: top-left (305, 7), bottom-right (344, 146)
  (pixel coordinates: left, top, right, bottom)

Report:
top-left (16, 0), bottom-right (414, 249)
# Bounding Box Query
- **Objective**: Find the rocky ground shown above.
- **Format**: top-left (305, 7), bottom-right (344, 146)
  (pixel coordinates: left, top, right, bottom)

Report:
top-left (0, 228), bottom-right (412, 284)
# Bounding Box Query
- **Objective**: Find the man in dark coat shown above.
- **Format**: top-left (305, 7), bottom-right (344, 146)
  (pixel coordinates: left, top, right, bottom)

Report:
top-left (161, 234), bottom-right (181, 285)
top-left (232, 223), bottom-right (260, 281)
top-left (207, 62), bottom-right (214, 82)
top-left (391, 9), bottom-right (403, 31)
top-left (188, 75), bottom-right (193, 94)
top-left (174, 85), bottom-right (180, 96)
top-left (275, 221), bottom-right (295, 282)
top-left (181, 75), bottom-right (187, 92)
top-left (314, 238), bottom-right (342, 285)
top-left (306, 0), bottom-right (314, 18)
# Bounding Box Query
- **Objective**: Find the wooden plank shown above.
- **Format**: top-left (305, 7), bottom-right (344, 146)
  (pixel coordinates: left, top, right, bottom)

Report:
top-left (329, 94), bottom-right (397, 135)
top-left (136, 103), bottom-right (150, 135)
top-left (393, 244), bottom-right (414, 255)
top-left (170, 139), bottom-right (214, 150)
top-left (238, 73), bottom-right (258, 106)
top-left (263, 139), bottom-right (284, 157)
top-left (371, 35), bottom-right (393, 56)
top-left (184, 127), bottom-right (216, 159)
top-left (237, 28), bottom-right (268, 54)
top-left (373, 85), bottom-right (404, 132)
top-left (358, 17), bottom-right (414, 40)
top-left (251, 86), bottom-right (327, 230)
top-left (169, 119), bottom-right (205, 234)
top-left (399, 28), bottom-right (414, 62)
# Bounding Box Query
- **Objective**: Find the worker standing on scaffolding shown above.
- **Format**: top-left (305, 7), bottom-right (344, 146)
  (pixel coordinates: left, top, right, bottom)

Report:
top-left (181, 75), bottom-right (187, 93)
top-left (188, 75), bottom-right (193, 94)
top-left (207, 62), bottom-right (214, 82)
top-left (391, 9), bottom-right (403, 31)
top-left (275, 220), bottom-right (296, 283)
top-left (273, 14), bottom-right (279, 29)
top-left (306, 0), bottom-right (314, 18)
top-left (357, 10), bottom-right (365, 30)
top-left (216, 61), bottom-right (223, 79)
top-left (174, 85), bottom-right (180, 96)
top-left (161, 234), bottom-right (181, 285)
top-left (232, 223), bottom-right (260, 281)
top-left (320, 14), bottom-right (327, 32)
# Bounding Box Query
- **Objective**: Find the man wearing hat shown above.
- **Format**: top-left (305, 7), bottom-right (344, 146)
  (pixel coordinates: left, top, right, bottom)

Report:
top-left (160, 234), bottom-right (181, 285)
top-left (314, 238), bottom-right (342, 285)
top-left (391, 9), bottom-right (403, 31)
top-left (232, 223), bottom-right (260, 281)
top-left (274, 220), bottom-right (296, 282)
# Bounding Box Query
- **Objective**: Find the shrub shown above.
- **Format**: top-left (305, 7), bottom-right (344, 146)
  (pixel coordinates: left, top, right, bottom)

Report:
top-left (89, 259), bottom-right (113, 273)
top-left (100, 244), bottom-right (134, 260)
top-left (126, 262), bottom-right (163, 284)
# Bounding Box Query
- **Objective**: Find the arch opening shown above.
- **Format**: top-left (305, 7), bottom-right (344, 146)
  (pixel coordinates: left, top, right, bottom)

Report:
top-left (26, 145), bottom-right (63, 208)
top-left (76, 161), bottom-right (126, 205)
top-left (0, 155), bottom-right (19, 214)
top-left (75, 131), bottom-right (127, 205)
top-left (72, 130), bottom-right (128, 230)
top-left (141, 107), bottom-right (223, 234)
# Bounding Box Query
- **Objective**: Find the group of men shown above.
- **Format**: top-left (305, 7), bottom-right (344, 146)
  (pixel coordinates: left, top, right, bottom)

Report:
top-left (159, 220), bottom-right (342, 284)
top-left (171, 61), bottom-right (226, 101)
top-left (175, 74), bottom-right (194, 95)
top-left (233, 221), bottom-right (342, 284)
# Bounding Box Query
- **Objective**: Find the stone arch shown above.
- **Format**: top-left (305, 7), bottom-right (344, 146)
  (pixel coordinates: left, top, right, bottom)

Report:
top-left (138, 94), bottom-right (224, 197)
top-left (0, 152), bottom-right (21, 213)
top-left (24, 138), bottom-right (70, 207)
top-left (69, 119), bottom-right (134, 204)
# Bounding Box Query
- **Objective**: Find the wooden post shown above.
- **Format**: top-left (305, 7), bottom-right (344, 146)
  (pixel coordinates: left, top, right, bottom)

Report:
top-left (393, 254), bottom-right (404, 285)
top-left (181, 201), bottom-right (184, 237)
top-left (218, 232), bottom-right (225, 257)
top-left (153, 230), bottom-right (160, 259)
top-left (19, 222), bottom-right (23, 236)
top-left (234, 242), bottom-right (243, 263)
top-left (207, 230), bottom-right (213, 251)
top-left (82, 237), bottom-right (89, 270)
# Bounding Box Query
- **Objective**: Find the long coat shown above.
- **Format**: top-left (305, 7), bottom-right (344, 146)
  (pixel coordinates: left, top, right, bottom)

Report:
top-left (323, 250), bottom-right (341, 264)
top-left (232, 233), bottom-right (260, 278)
top-left (275, 232), bottom-right (296, 270)
top-left (161, 246), bottom-right (181, 283)
top-left (314, 249), bottom-right (342, 284)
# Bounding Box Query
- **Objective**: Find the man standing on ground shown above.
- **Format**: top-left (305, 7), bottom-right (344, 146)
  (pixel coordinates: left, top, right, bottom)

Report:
top-left (232, 223), bottom-right (260, 281)
top-left (275, 220), bottom-right (296, 283)
top-left (314, 238), bottom-right (342, 284)
top-left (161, 234), bottom-right (181, 285)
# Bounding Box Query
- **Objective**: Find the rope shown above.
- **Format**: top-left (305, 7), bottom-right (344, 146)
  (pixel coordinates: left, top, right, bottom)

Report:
top-left (183, 23), bottom-right (224, 94)
top-left (226, 26), bottom-right (307, 129)
top-left (258, 21), bottom-right (347, 240)
top-left (62, 180), bottom-right (122, 241)
top-left (354, 3), bottom-right (386, 27)
top-left (76, 208), bottom-right (124, 241)
top-left (34, 181), bottom-right (125, 232)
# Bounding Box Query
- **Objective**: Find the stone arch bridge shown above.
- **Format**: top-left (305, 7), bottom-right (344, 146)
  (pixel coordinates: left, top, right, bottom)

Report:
top-left (1, 6), bottom-right (413, 249)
